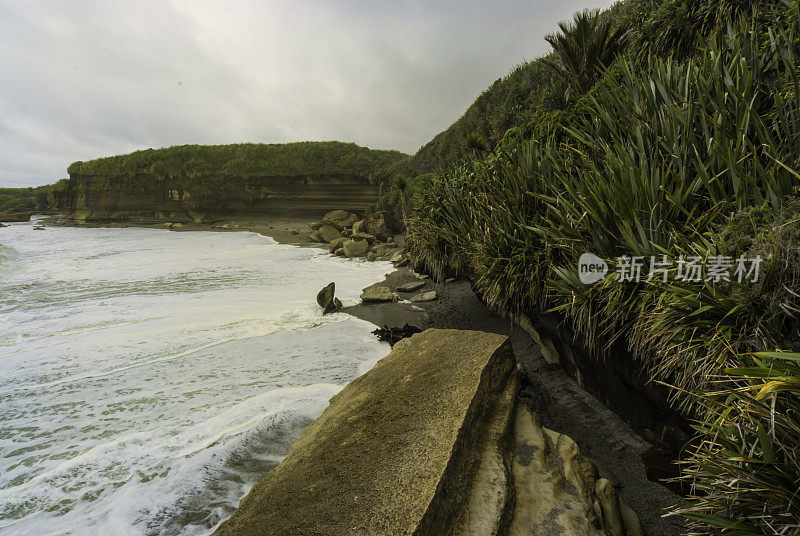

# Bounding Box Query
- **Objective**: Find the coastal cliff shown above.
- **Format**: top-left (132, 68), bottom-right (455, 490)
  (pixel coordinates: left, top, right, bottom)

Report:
top-left (63, 142), bottom-right (407, 222)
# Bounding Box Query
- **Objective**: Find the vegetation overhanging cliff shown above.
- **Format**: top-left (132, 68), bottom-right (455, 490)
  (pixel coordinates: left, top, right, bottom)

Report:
top-left (401, 0), bottom-right (800, 533)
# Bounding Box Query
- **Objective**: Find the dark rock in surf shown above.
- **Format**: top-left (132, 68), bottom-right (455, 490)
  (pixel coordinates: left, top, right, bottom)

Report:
top-left (316, 282), bottom-right (341, 315)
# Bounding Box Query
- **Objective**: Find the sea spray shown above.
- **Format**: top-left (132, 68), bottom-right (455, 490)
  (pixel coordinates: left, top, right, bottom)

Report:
top-left (0, 221), bottom-right (391, 535)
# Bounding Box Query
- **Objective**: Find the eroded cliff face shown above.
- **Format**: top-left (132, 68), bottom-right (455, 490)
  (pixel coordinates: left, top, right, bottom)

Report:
top-left (69, 173), bottom-right (381, 222)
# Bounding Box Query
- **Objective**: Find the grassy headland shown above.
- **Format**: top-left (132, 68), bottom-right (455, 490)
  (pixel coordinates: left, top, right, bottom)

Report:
top-left (67, 141), bottom-right (406, 182)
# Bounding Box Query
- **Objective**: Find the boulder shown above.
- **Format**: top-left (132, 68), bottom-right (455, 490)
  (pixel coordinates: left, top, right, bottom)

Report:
top-left (352, 219), bottom-right (367, 234)
top-left (397, 281), bottom-right (425, 292)
top-left (0, 222), bottom-right (6, 228)
top-left (309, 231), bottom-right (322, 242)
top-left (342, 239), bottom-right (369, 257)
top-left (328, 237), bottom-right (346, 253)
top-left (315, 282), bottom-right (341, 315)
top-left (172, 222), bottom-right (183, 230)
top-left (364, 211), bottom-right (392, 241)
top-left (366, 251), bottom-right (377, 261)
top-left (309, 221), bottom-right (324, 230)
top-left (351, 232), bottom-right (376, 243)
top-left (322, 210), bottom-right (359, 231)
top-left (390, 251), bottom-right (408, 266)
top-left (410, 291), bottom-right (437, 303)
top-left (360, 286), bottom-right (394, 302)
top-left (318, 225), bottom-right (342, 243)
top-left (372, 243), bottom-right (395, 257)
top-left (211, 329), bottom-right (517, 536)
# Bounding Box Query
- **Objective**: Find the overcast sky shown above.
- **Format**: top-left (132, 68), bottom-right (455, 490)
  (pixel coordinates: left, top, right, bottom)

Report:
top-left (0, 0), bottom-right (614, 187)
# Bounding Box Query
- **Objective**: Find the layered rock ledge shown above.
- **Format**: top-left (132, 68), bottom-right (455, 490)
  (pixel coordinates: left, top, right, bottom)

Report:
top-left (213, 329), bottom-right (640, 536)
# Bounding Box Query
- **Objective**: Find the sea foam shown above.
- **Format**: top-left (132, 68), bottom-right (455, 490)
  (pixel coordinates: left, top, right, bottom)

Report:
top-left (0, 218), bottom-right (391, 535)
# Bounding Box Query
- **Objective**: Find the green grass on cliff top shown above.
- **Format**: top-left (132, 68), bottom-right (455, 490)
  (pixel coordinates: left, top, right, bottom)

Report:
top-left (67, 141), bottom-right (408, 180)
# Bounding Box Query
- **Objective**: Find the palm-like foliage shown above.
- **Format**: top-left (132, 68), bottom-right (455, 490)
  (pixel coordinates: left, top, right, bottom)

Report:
top-left (677, 351), bottom-right (800, 535)
top-left (542, 9), bottom-right (630, 100)
top-left (406, 11), bottom-right (800, 533)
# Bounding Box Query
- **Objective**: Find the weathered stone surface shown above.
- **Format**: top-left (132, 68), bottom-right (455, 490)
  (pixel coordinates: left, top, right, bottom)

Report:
top-left (308, 230), bottom-right (322, 242)
top-left (360, 286), bottom-right (394, 302)
top-left (212, 329), bottom-right (516, 536)
top-left (596, 478), bottom-right (625, 536)
top-left (318, 225), bottom-right (342, 243)
top-left (309, 221), bottom-right (324, 230)
top-left (397, 281), bottom-right (425, 292)
top-left (371, 242), bottom-right (394, 255)
top-left (508, 405), bottom-right (642, 536)
top-left (322, 210), bottom-right (359, 231)
top-left (364, 211), bottom-right (392, 240)
top-left (391, 251), bottom-right (408, 266)
top-left (454, 370), bottom-right (519, 535)
top-left (508, 405), bottom-right (603, 536)
top-left (342, 239), bottom-right (369, 257)
top-left (328, 237), bottom-right (346, 253)
top-left (366, 251), bottom-right (377, 261)
top-left (352, 219), bottom-right (367, 234)
top-left (410, 290), bottom-right (437, 302)
top-left (351, 232), bottom-right (376, 242)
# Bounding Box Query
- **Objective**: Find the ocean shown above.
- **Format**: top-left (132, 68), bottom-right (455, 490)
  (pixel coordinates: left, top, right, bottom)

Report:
top-left (0, 218), bottom-right (392, 535)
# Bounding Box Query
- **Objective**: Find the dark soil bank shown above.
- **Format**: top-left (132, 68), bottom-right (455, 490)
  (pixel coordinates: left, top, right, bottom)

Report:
top-left (345, 267), bottom-right (685, 536)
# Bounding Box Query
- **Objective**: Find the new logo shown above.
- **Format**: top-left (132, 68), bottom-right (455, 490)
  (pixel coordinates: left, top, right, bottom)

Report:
top-left (578, 253), bottom-right (608, 284)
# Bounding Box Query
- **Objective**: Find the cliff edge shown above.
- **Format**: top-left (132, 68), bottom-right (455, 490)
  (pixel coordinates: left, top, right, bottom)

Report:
top-left (64, 141), bottom-right (407, 222)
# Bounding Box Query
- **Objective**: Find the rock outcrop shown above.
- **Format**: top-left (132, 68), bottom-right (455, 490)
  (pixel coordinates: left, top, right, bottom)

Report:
top-left (360, 286), bottom-right (394, 303)
top-left (212, 329), bottom-right (641, 536)
top-left (342, 238), bottom-right (369, 257)
top-left (315, 282), bottom-right (342, 315)
top-left (0, 212), bottom-right (32, 222)
top-left (410, 290), bottom-right (437, 302)
top-left (397, 281), bottom-right (425, 292)
top-left (318, 225), bottom-right (343, 242)
top-left (322, 210), bottom-right (359, 231)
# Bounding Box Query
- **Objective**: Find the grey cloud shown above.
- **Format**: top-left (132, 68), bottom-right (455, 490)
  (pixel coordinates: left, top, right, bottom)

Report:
top-left (0, 0), bottom-right (613, 187)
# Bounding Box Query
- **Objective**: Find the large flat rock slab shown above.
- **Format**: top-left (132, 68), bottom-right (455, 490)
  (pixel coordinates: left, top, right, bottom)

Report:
top-left (213, 329), bottom-right (515, 536)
